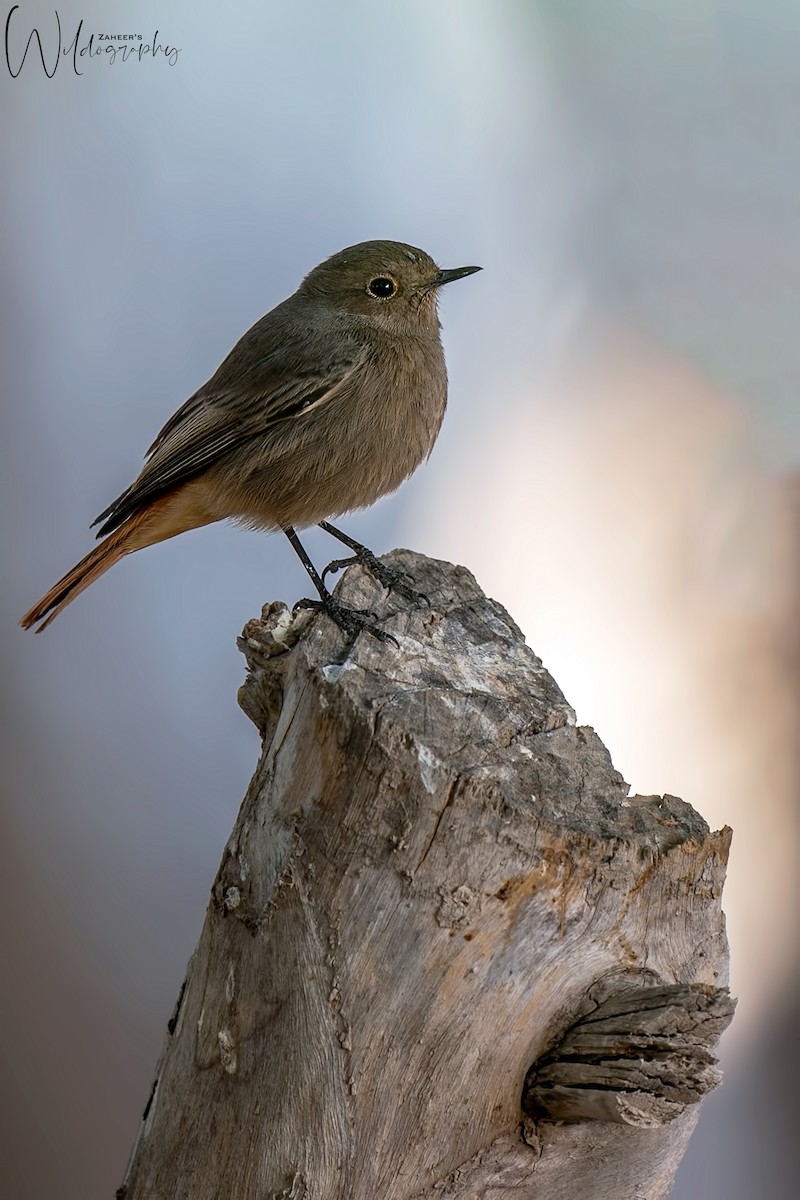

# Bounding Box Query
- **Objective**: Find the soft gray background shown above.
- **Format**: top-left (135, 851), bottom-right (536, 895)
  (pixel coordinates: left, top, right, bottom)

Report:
top-left (2, 2), bottom-right (798, 1197)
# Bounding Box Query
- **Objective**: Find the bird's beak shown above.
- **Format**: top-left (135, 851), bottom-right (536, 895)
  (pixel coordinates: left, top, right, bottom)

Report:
top-left (426, 264), bottom-right (483, 291)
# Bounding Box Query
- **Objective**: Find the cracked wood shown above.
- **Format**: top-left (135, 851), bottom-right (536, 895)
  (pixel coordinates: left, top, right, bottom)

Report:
top-left (118, 551), bottom-right (733, 1200)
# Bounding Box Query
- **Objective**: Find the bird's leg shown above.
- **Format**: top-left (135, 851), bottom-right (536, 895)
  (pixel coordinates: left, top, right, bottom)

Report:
top-left (318, 520), bottom-right (428, 606)
top-left (283, 527), bottom-right (397, 645)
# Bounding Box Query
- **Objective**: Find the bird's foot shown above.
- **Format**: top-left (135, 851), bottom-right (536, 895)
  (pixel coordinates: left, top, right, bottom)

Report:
top-left (321, 551), bottom-right (429, 608)
top-left (293, 595), bottom-right (398, 646)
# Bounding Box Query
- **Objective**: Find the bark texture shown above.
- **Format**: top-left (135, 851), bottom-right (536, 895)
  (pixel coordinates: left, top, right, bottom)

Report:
top-left (118, 550), bottom-right (734, 1200)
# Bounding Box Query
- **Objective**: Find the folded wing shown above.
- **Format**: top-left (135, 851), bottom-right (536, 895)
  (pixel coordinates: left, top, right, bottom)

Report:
top-left (92, 308), bottom-right (365, 537)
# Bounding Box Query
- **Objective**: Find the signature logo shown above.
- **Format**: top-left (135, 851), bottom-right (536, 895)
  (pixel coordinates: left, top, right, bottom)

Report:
top-left (5, 5), bottom-right (181, 77)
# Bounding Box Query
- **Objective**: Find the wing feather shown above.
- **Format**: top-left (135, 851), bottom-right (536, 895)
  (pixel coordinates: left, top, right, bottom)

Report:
top-left (93, 307), bottom-right (365, 537)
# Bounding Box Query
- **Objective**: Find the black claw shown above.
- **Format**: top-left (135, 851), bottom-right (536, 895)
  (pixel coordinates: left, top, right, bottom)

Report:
top-left (321, 555), bottom-right (357, 588)
top-left (322, 551), bottom-right (429, 608)
top-left (293, 596), bottom-right (398, 646)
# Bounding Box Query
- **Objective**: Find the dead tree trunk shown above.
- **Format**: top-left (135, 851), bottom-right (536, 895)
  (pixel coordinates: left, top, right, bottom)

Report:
top-left (118, 551), bottom-right (734, 1200)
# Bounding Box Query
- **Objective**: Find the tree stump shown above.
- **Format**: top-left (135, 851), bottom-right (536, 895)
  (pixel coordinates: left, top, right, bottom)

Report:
top-left (118, 551), bottom-right (734, 1200)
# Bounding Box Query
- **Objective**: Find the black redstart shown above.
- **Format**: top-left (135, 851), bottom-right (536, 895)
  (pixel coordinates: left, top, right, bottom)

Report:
top-left (21, 240), bottom-right (480, 638)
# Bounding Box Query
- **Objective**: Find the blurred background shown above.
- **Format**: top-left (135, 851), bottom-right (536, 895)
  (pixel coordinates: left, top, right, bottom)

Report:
top-left (1, 1), bottom-right (798, 1196)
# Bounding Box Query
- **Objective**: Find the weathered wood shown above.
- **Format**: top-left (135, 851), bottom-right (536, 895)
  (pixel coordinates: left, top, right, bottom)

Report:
top-left (118, 551), bottom-right (733, 1200)
top-left (524, 981), bottom-right (735, 1126)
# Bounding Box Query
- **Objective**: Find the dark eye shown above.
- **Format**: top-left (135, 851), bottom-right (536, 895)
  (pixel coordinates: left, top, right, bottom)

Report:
top-left (368, 276), bottom-right (396, 298)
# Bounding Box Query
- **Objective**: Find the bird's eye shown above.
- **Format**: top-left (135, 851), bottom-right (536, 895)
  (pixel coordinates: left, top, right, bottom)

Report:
top-left (367, 276), bottom-right (396, 299)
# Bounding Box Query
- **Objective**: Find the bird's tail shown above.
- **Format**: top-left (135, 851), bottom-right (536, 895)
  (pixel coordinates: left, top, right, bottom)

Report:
top-left (20, 485), bottom-right (216, 632)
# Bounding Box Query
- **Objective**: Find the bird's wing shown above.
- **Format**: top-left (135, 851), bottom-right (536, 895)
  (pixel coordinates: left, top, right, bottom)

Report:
top-left (92, 307), bottom-right (365, 537)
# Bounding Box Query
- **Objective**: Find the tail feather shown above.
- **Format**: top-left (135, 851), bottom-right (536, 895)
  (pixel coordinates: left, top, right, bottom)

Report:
top-left (20, 532), bottom-right (131, 632)
top-left (20, 484), bottom-right (217, 632)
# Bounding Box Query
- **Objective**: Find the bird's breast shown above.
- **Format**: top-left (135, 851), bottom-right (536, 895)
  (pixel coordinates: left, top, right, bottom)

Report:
top-left (348, 336), bottom-right (447, 480)
top-left (213, 334), bottom-right (448, 530)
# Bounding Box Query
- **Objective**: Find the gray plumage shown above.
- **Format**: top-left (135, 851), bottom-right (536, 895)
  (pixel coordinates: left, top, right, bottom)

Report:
top-left (22, 240), bottom-right (480, 633)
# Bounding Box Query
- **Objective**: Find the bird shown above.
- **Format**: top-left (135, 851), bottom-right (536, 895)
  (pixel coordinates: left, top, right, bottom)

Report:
top-left (20, 240), bottom-right (481, 639)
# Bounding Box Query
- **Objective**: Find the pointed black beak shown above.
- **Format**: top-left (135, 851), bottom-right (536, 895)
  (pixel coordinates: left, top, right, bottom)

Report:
top-left (427, 264), bottom-right (482, 290)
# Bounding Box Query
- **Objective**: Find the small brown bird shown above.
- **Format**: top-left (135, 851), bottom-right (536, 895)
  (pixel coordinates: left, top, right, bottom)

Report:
top-left (20, 240), bottom-right (480, 638)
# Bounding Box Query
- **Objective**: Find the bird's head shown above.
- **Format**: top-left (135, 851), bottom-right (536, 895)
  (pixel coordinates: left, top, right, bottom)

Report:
top-left (299, 239), bottom-right (481, 334)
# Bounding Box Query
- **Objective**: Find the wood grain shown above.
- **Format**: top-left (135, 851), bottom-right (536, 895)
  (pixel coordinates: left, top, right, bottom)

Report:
top-left (118, 551), bottom-right (733, 1200)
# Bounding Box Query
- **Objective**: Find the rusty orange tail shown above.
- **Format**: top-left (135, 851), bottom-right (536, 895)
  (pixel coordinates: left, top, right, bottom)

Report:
top-left (20, 484), bottom-right (217, 632)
